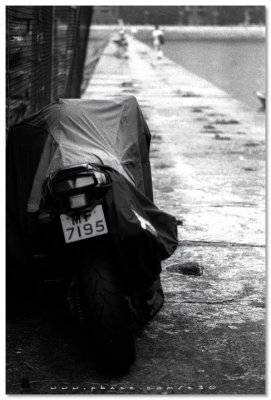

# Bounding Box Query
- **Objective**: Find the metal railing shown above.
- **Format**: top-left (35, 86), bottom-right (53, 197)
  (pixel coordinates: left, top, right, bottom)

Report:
top-left (6, 6), bottom-right (93, 129)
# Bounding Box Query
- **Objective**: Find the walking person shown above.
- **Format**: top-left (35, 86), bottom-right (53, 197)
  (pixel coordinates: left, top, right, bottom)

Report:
top-left (152, 25), bottom-right (164, 60)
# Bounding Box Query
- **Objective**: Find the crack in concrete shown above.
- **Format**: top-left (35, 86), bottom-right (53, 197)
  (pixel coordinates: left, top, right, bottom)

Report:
top-left (167, 299), bottom-right (265, 306)
top-left (168, 299), bottom-right (236, 304)
top-left (178, 240), bottom-right (265, 249)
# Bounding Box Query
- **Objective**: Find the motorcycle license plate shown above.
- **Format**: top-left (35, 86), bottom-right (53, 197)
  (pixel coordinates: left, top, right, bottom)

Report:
top-left (60, 205), bottom-right (108, 243)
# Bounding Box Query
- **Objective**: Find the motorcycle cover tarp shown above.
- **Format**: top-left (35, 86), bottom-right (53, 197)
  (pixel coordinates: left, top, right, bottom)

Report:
top-left (26, 97), bottom-right (154, 212)
top-left (6, 96), bottom-right (178, 300)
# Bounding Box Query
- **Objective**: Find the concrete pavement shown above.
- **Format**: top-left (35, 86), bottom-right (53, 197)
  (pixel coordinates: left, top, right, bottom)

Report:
top-left (6, 35), bottom-right (265, 394)
top-left (82, 35), bottom-right (265, 394)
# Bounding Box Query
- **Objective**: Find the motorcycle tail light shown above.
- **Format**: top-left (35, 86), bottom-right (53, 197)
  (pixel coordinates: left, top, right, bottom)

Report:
top-left (53, 176), bottom-right (95, 194)
top-left (53, 180), bottom-right (73, 194)
top-left (75, 175), bottom-right (95, 188)
top-left (69, 194), bottom-right (87, 209)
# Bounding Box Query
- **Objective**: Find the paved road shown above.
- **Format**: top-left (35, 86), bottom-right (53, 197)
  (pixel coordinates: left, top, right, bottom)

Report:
top-left (83, 36), bottom-right (266, 394)
top-left (6, 35), bottom-right (265, 394)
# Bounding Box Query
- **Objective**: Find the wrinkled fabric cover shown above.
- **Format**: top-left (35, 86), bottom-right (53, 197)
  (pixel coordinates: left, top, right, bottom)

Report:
top-left (100, 167), bottom-right (177, 291)
top-left (24, 97), bottom-right (153, 212)
top-left (6, 97), bottom-right (178, 296)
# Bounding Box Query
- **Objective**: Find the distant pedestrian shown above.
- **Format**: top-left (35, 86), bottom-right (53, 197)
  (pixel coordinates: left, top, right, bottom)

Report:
top-left (152, 25), bottom-right (164, 59)
top-left (113, 20), bottom-right (129, 59)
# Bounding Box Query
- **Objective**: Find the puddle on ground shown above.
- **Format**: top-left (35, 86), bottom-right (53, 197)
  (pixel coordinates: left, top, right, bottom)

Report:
top-left (213, 134), bottom-right (231, 141)
top-left (160, 186), bottom-right (174, 193)
top-left (154, 162), bottom-right (172, 170)
top-left (203, 124), bottom-right (216, 130)
top-left (214, 118), bottom-right (240, 125)
top-left (150, 147), bottom-right (159, 153)
top-left (121, 88), bottom-right (138, 93)
top-left (191, 107), bottom-right (204, 113)
top-left (167, 262), bottom-right (204, 276)
top-left (195, 117), bottom-right (209, 122)
top-left (226, 150), bottom-right (244, 155)
top-left (243, 167), bottom-right (257, 172)
top-left (178, 91), bottom-right (202, 98)
top-left (152, 134), bottom-right (162, 141)
top-left (121, 81), bottom-right (134, 87)
top-left (201, 129), bottom-right (222, 134)
top-left (150, 153), bottom-right (160, 159)
top-left (244, 142), bottom-right (260, 148)
top-left (207, 112), bottom-right (225, 117)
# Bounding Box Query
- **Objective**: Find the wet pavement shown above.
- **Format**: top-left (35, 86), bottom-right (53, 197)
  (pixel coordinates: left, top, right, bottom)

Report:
top-left (6, 35), bottom-right (265, 394)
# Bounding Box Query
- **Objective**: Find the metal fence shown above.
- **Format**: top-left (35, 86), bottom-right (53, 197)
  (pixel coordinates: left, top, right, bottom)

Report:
top-left (6, 6), bottom-right (93, 129)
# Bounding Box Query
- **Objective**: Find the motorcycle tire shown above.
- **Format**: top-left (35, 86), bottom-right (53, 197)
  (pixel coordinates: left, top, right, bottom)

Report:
top-left (78, 254), bottom-right (136, 374)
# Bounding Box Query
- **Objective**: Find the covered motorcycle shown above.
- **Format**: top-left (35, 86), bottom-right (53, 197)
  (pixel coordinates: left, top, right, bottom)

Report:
top-left (6, 96), bottom-right (178, 372)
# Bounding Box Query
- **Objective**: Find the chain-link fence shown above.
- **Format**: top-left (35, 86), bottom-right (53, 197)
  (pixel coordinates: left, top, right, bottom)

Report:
top-left (6, 6), bottom-right (93, 129)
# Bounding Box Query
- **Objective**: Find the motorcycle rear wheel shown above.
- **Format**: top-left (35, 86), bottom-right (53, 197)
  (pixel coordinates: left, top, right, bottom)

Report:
top-left (78, 254), bottom-right (136, 374)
